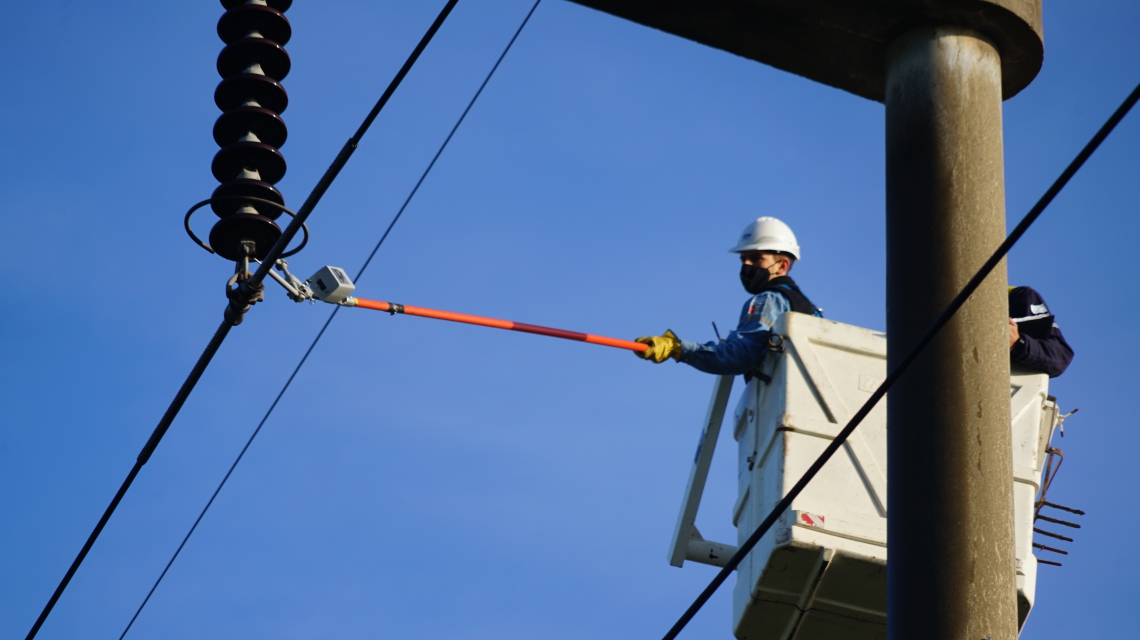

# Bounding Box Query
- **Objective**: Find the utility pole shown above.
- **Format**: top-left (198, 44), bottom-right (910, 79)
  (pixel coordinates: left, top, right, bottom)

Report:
top-left (565, 1), bottom-right (1042, 637)
top-left (885, 25), bottom-right (1020, 639)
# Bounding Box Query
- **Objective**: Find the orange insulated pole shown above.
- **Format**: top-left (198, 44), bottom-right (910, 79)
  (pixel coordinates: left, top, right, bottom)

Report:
top-left (347, 296), bottom-right (649, 352)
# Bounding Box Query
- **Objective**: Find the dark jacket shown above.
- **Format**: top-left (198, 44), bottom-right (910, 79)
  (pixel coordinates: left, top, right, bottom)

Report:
top-left (1009, 286), bottom-right (1074, 378)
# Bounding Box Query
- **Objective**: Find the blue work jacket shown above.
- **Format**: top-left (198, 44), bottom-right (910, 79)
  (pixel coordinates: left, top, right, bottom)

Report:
top-left (678, 289), bottom-right (795, 376)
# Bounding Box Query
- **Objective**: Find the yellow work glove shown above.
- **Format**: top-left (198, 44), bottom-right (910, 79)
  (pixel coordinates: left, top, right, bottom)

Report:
top-left (634, 329), bottom-right (682, 363)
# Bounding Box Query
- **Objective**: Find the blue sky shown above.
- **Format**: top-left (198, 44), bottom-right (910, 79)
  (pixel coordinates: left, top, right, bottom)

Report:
top-left (1, 1), bottom-right (1137, 638)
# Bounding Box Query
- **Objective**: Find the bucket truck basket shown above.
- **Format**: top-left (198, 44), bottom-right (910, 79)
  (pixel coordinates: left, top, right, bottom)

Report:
top-left (668, 312), bottom-right (1061, 639)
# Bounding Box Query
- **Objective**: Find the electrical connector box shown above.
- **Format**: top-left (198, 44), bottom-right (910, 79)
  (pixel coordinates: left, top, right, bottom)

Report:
top-left (308, 266), bottom-right (355, 304)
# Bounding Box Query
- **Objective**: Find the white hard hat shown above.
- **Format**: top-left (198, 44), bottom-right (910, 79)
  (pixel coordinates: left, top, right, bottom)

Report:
top-left (728, 216), bottom-right (801, 260)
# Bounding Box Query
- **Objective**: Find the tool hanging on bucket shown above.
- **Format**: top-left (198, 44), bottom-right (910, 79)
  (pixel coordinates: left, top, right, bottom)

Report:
top-left (265, 263), bottom-right (649, 353)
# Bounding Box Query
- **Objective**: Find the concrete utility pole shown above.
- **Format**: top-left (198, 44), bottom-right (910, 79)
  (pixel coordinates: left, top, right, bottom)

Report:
top-left (885, 25), bottom-right (1020, 639)
top-left (567, 1), bottom-right (1043, 637)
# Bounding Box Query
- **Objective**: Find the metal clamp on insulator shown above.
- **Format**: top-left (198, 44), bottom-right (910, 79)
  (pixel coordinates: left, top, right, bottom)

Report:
top-left (224, 275), bottom-right (265, 326)
top-left (222, 241), bottom-right (265, 325)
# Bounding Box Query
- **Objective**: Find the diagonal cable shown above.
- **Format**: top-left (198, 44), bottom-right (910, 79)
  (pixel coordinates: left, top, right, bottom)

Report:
top-left (662, 78), bottom-right (1140, 639)
top-left (117, 2), bottom-right (542, 637)
top-left (25, 3), bottom-right (460, 638)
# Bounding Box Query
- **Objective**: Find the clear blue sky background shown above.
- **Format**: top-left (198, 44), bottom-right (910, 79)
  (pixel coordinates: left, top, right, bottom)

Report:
top-left (2, 1), bottom-right (1137, 638)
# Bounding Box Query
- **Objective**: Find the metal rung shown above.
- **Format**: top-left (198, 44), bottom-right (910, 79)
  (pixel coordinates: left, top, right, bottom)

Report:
top-left (1036, 514), bottom-right (1080, 528)
top-left (1041, 501), bottom-right (1085, 516)
top-left (1034, 527), bottom-right (1074, 542)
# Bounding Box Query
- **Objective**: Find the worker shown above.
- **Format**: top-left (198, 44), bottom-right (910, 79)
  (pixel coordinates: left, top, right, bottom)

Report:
top-left (1009, 286), bottom-right (1074, 377)
top-left (634, 217), bottom-right (820, 377)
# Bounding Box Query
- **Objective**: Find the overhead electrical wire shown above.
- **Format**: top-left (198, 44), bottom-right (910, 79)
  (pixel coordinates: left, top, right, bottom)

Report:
top-left (117, 2), bottom-right (543, 637)
top-left (661, 78), bottom-right (1140, 640)
top-left (25, 2), bottom-right (461, 638)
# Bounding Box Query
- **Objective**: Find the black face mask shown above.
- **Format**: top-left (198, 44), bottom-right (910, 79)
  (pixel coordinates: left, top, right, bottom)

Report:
top-left (740, 262), bottom-right (777, 295)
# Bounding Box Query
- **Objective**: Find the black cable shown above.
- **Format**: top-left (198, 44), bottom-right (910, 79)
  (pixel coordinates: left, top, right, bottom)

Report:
top-left (117, 310), bottom-right (340, 640)
top-left (25, 3), bottom-right (460, 639)
top-left (661, 78), bottom-right (1140, 640)
top-left (117, 2), bottom-right (543, 637)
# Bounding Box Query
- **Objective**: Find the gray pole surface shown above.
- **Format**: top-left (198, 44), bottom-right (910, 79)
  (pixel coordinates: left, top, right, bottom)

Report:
top-left (885, 26), bottom-right (1017, 639)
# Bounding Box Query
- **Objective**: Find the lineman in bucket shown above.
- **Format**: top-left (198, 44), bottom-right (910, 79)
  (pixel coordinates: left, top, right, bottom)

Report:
top-left (634, 217), bottom-right (821, 377)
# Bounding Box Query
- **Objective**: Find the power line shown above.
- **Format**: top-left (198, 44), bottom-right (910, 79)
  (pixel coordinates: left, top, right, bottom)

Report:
top-left (661, 77), bottom-right (1140, 639)
top-left (117, 2), bottom-right (543, 637)
top-left (25, 2), bottom-right (461, 638)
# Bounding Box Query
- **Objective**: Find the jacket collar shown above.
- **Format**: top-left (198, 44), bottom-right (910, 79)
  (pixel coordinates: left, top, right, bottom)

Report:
top-left (758, 275), bottom-right (799, 294)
